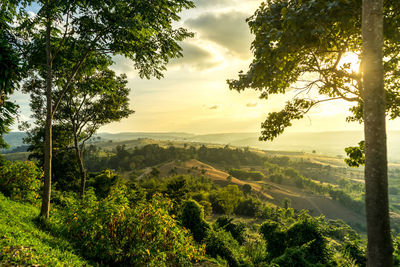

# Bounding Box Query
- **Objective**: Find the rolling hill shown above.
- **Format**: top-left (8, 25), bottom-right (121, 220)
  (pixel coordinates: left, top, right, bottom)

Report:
top-left (147, 159), bottom-right (366, 227)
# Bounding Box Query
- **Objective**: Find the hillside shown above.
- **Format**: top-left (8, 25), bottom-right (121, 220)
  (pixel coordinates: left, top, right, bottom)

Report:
top-left (154, 159), bottom-right (273, 200)
top-left (0, 194), bottom-right (90, 266)
top-left (6, 130), bottom-right (400, 162)
top-left (151, 159), bottom-right (365, 227)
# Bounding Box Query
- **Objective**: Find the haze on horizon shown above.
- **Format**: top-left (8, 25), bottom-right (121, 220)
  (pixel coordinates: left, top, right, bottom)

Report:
top-left (11, 0), bottom-right (400, 135)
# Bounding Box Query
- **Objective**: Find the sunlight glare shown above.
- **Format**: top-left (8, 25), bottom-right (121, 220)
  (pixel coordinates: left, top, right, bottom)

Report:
top-left (339, 52), bottom-right (360, 73)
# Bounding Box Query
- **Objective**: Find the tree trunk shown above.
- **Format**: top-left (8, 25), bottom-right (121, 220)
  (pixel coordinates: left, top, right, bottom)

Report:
top-left (40, 18), bottom-right (53, 219)
top-left (362, 0), bottom-right (393, 266)
top-left (74, 135), bottom-right (86, 197)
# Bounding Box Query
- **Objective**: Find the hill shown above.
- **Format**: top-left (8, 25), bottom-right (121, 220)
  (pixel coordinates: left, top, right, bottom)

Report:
top-left (6, 130), bottom-right (400, 162)
top-left (151, 159), bottom-right (365, 227)
top-left (0, 193), bottom-right (91, 266)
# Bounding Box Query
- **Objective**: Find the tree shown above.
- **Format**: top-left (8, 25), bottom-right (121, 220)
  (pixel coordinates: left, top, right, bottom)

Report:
top-left (242, 183), bottom-right (252, 195)
top-left (228, 0), bottom-right (397, 264)
top-left (22, 123), bottom-right (81, 192)
top-left (362, 0), bottom-right (392, 265)
top-left (23, 0), bottom-right (195, 219)
top-left (26, 52), bottom-right (133, 196)
top-left (0, 0), bottom-right (22, 148)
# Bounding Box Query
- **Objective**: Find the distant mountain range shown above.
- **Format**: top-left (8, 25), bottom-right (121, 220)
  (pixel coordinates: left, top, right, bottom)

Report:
top-left (4, 131), bottom-right (400, 162)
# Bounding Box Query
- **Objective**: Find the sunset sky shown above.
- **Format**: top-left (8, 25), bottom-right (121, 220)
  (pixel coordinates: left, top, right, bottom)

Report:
top-left (12, 0), bottom-right (400, 134)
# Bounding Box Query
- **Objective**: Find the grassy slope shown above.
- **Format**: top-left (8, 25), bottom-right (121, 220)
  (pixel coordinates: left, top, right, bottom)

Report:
top-left (0, 194), bottom-right (91, 266)
top-left (154, 159), bottom-right (366, 226)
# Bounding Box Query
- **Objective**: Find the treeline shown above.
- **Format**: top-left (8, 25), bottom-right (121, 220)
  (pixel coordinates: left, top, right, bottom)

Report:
top-left (85, 144), bottom-right (265, 172)
top-left (228, 168), bottom-right (265, 181)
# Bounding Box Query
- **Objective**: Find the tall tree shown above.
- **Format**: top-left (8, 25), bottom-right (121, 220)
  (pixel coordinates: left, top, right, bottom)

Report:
top-left (23, 0), bottom-right (195, 218)
top-left (228, 0), bottom-right (398, 263)
top-left (0, 0), bottom-right (23, 148)
top-left (362, 0), bottom-right (392, 265)
top-left (26, 52), bottom-right (133, 196)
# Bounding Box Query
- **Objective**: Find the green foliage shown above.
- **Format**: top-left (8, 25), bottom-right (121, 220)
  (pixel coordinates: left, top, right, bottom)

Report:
top-left (345, 141), bottom-right (365, 167)
top-left (23, 124), bottom-right (81, 192)
top-left (150, 167), bottom-right (160, 177)
top-left (228, 168), bottom-right (265, 181)
top-left (204, 229), bottom-right (239, 267)
top-left (243, 240), bottom-right (268, 266)
top-left (282, 198), bottom-right (291, 209)
top-left (270, 245), bottom-right (323, 267)
top-left (260, 220), bottom-right (286, 258)
top-left (242, 184), bottom-right (252, 195)
top-left (261, 216), bottom-right (332, 264)
top-left (227, 0), bottom-right (400, 160)
top-left (102, 144), bottom-right (266, 172)
top-left (199, 200), bottom-right (213, 217)
top-left (0, 193), bottom-right (91, 266)
top-left (56, 187), bottom-right (204, 266)
top-left (209, 185), bottom-right (243, 215)
top-left (394, 236), bottom-right (400, 266)
top-left (86, 169), bottom-right (120, 199)
top-left (259, 99), bottom-right (315, 141)
top-left (214, 217), bottom-right (246, 245)
top-left (340, 238), bottom-right (366, 266)
top-left (270, 173), bottom-right (284, 184)
top-left (234, 198), bottom-right (262, 217)
top-left (0, 160), bottom-right (42, 203)
top-left (164, 175), bottom-right (189, 207)
top-left (0, 1), bottom-right (21, 149)
top-left (181, 199), bottom-right (210, 242)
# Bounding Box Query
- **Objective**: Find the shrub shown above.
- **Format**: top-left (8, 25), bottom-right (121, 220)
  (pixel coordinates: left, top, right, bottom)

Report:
top-left (209, 185), bottom-right (243, 215)
top-left (261, 216), bottom-right (332, 265)
top-left (86, 169), bottom-right (119, 199)
top-left (243, 240), bottom-right (268, 265)
top-left (58, 187), bottom-right (204, 266)
top-left (260, 220), bottom-right (286, 258)
top-left (181, 199), bottom-right (210, 242)
top-left (0, 161), bottom-right (42, 203)
top-left (215, 216), bottom-right (246, 244)
top-left (270, 246), bottom-right (319, 267)
top-left (204, 229), bottom-right (239, 267)
top-left (199, 200), bottom-right (213, 217)
top-left (234, 198), bottom-right (262, 217)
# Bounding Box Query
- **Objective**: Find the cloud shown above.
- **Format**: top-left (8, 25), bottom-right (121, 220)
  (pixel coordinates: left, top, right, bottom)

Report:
top-left (169, 42), bottom-right (219, 70)
top-left (185, 11), bottom-right (253, 58)
top-left (246, 101), bottom-right (258, 108)
top-left (194, 0), bottom-right (230, 7)
top-left (112, 42), bottom-right (219, 73)
top-left (209, 105), bottom-right (219, 110)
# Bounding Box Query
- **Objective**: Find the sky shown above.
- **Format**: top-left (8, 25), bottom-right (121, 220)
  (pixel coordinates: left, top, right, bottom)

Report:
top-left (12, 0), bottom-right (400, 134)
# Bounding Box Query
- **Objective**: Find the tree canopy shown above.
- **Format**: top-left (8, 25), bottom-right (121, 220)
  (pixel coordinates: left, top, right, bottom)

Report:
top-left (228, 0), bottom-right (400, 141)
top-left (20, 0), bottom-right (195, 217)
top-left (0, 0), bottom-right (22, 148)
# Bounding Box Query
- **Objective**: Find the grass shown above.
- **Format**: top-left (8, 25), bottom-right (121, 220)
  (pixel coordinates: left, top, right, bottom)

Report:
top-left (0, 193), bottom-right (91, 266)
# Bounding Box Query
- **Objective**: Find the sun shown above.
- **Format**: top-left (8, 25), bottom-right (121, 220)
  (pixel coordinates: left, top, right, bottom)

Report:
top-left (339, 52), bottom-right (361, 73)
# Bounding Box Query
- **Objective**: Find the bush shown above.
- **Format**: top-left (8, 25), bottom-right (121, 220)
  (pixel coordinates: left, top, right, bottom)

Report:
top-left (199, 200), bottom-right (213, 217)
top-left (204, 229), bottom-right (239, 267)
top-left (0, 161), bottom-right (42, 203)
top-left (181, 199), bottom-right (210, 242)
top-left (86, 169), bottom-right (119, 199)
top-left (234, 198), bottom-right (261, 217)
top-left (260, 216), bottom-right (332, 265)
top-left (270, 246), bottom-right (319, 267)
top-left (57, 187), bottom-right (204, 266)
top-left (243, 240), bottom-right (268, 265)
top-left (215, 216), bottom-right (246, 245)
